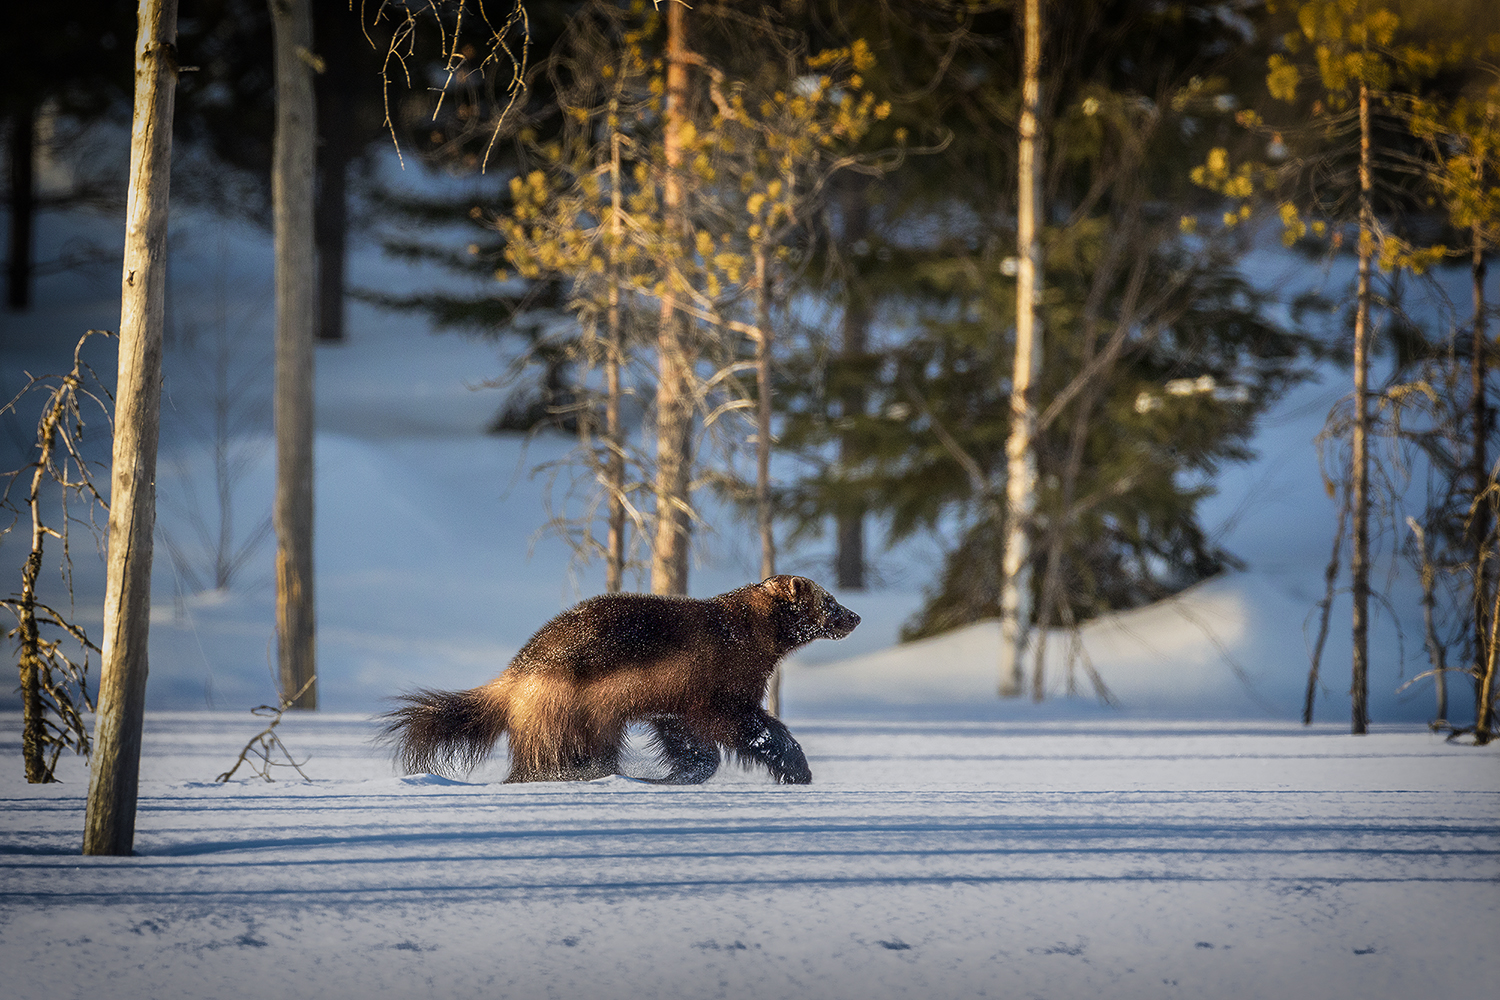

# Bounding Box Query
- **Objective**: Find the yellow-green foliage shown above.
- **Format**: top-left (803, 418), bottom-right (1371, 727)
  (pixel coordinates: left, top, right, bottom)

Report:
top-left (1202, 2), bottom-right (1498, 267)
top-left (492, 21), bottom-right (892, 325)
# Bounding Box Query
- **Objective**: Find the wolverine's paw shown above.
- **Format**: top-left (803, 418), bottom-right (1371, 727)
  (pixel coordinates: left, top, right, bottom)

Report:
top-left (736, 712), bottom-right (813, 785)
top-left (776, 764), bottom-right (812, 785)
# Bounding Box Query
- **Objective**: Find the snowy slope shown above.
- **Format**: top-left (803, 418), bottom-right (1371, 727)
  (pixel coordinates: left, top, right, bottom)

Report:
top-left (784, 570), bottom-right (1424, 721)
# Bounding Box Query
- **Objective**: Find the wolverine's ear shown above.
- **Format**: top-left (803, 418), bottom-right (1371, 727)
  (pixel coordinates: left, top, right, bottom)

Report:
top-left (762, 575), bottom-right (810, 604)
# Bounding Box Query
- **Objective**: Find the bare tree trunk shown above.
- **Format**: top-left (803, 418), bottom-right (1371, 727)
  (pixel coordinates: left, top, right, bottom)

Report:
top-left (836, 181), bottom-right (869, 591)
top-left (1478, 541), bottom-right (1499, 743)
top-left (1472, 226), bottom-right (1491, 733)
top-left (18, 429), bottom-right (50, 782)
top-left (999, 0), bottom-right (1043, 698)
top-left (1349, 81), bottom-right (1373, 736)
top-left (1475, 228), bottom-right (1495, 741)
top-left (652, 0), bottom-right (692, 596)
top-left (270, 0), bottom-right (318, 709)
top-left (6, 102), bottom-right (34, 311)
top-left (755, 248), bottom-right (776, 585)
top-left (605, 126), bottom-right (626, 594)
top-left (83, 0), bottom-right (179, 856)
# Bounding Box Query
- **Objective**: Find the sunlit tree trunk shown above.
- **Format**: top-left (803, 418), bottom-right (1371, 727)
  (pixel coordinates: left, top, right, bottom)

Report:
top-left (652, 0), bottom-right (692, 596)
top-left (999, 0), bottom-right (1043, 698)
top-left (1349, 80), bottom-right (1373, 735)
top-left (270, 0), bottom-right (318, 709)
top-left (605, 125), bottom-right (626, 594)
top-left (84, 0), bottom-right (178, 856)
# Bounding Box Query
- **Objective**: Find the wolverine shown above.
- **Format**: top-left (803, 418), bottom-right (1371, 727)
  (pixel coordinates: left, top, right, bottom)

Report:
top-left (381, 575), bottom-right (860, 784)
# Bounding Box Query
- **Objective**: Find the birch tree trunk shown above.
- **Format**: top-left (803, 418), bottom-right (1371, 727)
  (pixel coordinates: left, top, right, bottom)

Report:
top-left (1349, 80), bottom-right (1373, 735)
top-left (999, 0), bottom-right (1043, 698)
top-left (652, 0), bottom-right (692, 596)
top-left (83, 0), bottom-right (178, 856)
top-left (269, 0), bottom-right (318, 709)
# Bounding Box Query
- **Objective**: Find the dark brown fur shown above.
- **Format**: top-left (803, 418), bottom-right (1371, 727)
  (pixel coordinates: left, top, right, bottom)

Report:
top-left (381, 576), bottom-right (859, 784)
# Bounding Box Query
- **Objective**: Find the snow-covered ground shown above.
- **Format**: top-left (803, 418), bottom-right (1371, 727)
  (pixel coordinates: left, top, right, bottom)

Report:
top-left (2, 713), bottom-right (1495, 1000)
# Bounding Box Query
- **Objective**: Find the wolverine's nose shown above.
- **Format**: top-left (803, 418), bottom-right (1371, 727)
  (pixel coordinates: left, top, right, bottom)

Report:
top-left (829, 605), bottom-right (860, 635)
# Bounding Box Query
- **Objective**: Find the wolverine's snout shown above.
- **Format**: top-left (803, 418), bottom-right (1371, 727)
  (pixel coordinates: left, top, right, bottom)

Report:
top-left (825, 601), bottom-right (861, 639)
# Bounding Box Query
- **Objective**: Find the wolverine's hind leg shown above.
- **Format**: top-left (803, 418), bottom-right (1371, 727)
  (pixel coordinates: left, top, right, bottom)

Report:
top-left (731, 708), bottom-right (811, 785)
top-left (504, 712), bottom-right (621, 783)
top-left (642, 717), bottom-right (720, 784)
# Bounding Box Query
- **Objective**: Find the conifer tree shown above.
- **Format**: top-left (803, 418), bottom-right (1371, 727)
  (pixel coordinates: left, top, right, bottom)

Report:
top-left (778, 2), bottom-right (1313, 700)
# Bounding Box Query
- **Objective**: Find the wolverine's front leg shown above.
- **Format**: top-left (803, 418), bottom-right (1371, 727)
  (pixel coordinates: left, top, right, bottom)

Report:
top-left (732, 709), bottom-right (811, 785)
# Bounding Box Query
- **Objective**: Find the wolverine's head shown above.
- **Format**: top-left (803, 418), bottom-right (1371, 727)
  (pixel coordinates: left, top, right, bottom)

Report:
top-left (761, 575), bottom-right (861, 648)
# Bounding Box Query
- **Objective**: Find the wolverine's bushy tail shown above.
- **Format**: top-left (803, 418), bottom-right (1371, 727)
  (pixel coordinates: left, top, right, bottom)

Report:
top-left (379, 686), bottom-right (508, 776)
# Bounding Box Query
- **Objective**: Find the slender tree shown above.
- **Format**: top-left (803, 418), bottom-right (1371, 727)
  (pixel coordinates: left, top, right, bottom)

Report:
top-left (1345, 72), bottom-right (1375, 733)
top-left (652, 0), bottom-right (694, 595)
top-left (268, 0), bottom-right (318, 709)
top-left (1253, 0), bottom-right (1448, 732)
top-left (2, 332), bottom-right (108, 783)
top-left (84, 0), bottom-right (179, 857)
top-left (999, 0), bottom-right (1044, 699)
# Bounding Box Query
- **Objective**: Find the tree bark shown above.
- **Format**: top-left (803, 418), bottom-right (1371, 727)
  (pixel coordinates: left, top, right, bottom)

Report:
top-left (605, 125), bottom-right (626, 594)
top-left (755, 247), bottom-right (776, 586)
top-left (1474, 226), bottom-right (1494, 741)
top-left (19, 434), bottom-right (49, 782)
top-left (83, 0), bottom-right (178, 856)
top-left (1349, 80), bottom-right (1373, 735)
top-left (999, 0), bottom-right (1044, 698)
top-left (6, 102), bottom-right (34, 311)
top-left (651, 0), bottom-right (692, 596)
top-left (270, 0), bottom-right (318, 709)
